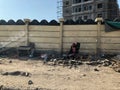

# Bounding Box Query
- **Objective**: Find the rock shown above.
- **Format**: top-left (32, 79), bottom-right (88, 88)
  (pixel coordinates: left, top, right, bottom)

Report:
top-left (102, 59), bottom-right (112, 66)
top-left (67, 77), bottom-right (71, 80)
top-left (2, 72), bottom-right (9, 75)
top-left (0, 85), bottom-right (3, 90)
top-left (114, 68), bottom-right (120, 73)
top-left (94, 68), bottom-right (99, 71)
top-left (35, 88), bottom-right (39, 90)
top-left (77, 61), bottom-right (83, 65)
top-left (9, 60), bottom-right (12, 63)
top-left (117, 69), bottom-right (120, 73)
top-left (28, 80), bottom-right (33, 85)
top-left (86, 61), bottom-right (101, 66)
top-left (98, 65), bottom-right (101, 67)
top-left (81, 74), bottom-right (86, 77)
top-left (22, 72), bottom-right (31, 77)
top-left (116, 55), bottom-right (120, 60)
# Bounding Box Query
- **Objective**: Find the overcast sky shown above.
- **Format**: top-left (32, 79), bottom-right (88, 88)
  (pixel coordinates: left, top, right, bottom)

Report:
top-left (0, 0), bottom-right (120, 21)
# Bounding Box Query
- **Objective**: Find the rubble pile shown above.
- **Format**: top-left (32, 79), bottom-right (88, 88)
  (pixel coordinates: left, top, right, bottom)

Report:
top-left (100, 54), bottom-right (120, 73)
top-left (111, 59), bottom-right (120, 73)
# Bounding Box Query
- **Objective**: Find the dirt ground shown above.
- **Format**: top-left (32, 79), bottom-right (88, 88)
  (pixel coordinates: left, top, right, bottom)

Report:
top-left (0, 58), bottom-right (120, 90)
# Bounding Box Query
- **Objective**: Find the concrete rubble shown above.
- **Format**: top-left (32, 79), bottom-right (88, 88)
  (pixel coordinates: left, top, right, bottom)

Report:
top-left (0, 53), bottom-right (120, 90)
top-left (1, 71), bottom-right (31, 77)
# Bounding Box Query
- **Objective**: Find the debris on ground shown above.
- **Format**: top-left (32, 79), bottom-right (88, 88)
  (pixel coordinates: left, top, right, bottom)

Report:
top-left (9, 60), bottom-right (12, 63)
top-left (102, 59), bottom-right (112, 66)
top-left (94, 68), bottom-right (99, 72)
top-left (81, 74), bottom-right (86, 77)
top-left (111, 59), bottom-right (120, 73)
top-left (28, 80), bottom-right (33, 85)
top-left (0, 85), bottom-right (53, 90)
top-left (1, 71), bottom-right (31, 77)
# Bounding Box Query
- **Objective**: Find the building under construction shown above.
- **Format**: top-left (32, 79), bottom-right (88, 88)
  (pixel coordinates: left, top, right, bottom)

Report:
top-left (58, 0), bottom-right (119, 21)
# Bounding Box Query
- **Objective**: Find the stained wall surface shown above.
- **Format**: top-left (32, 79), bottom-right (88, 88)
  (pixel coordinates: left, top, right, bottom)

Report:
top-left (0, 24), bottom-right (119, 53)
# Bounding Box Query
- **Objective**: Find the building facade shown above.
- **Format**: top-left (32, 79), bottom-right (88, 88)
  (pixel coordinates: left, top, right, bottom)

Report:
top-left (63, 0), bottom-right (119, 21)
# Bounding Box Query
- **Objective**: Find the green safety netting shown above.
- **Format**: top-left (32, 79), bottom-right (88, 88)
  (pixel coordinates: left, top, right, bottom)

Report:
top-left (105, 21), bottom-right (120, 32)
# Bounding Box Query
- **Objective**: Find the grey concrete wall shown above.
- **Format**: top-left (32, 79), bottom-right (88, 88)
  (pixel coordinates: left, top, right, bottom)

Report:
top-left (0, 23), bottom-right (120, 54)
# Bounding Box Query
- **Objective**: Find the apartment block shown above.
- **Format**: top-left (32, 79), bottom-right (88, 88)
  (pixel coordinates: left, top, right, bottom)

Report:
top-left (62, 0), bottom-right (119, 21)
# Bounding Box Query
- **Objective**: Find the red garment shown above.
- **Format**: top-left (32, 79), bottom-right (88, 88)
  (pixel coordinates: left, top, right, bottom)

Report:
top-left (72, 46), bottom-right (76, 53)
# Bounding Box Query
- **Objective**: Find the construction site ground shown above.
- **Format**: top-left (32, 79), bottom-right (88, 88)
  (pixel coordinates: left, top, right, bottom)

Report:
top-left (0, 58), bottom-right (120, 90)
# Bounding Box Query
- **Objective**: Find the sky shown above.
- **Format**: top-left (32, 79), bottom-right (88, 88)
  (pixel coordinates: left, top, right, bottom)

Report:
top-left (118, 0), bottom-right (120, 8)
top-left (0, 0), bottom-right (120, 21)
top-left (0, 0), bottom-right (58, 21)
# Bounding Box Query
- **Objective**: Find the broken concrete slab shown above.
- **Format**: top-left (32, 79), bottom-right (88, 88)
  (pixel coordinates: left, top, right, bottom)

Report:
top-left (1, 71), bottom-right (31, 77)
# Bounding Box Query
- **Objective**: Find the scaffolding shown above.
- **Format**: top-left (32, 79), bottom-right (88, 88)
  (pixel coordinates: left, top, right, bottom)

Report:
top-left (60, 0), bottom-right (119, 21)
top-left (57, 0), bottom-right (63, 19)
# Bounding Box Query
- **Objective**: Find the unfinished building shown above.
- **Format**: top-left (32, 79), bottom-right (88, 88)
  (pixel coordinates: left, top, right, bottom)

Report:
top-left (62, 0), bottom-right (119, 21)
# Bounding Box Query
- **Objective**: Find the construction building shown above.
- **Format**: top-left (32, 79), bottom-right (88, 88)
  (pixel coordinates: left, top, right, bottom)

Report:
top-left (59, 0), bottom-right (119, 21)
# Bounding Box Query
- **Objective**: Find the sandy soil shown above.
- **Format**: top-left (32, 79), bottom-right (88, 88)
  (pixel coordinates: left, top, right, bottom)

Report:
top-left (0, 58), bottom-right (120, 90)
